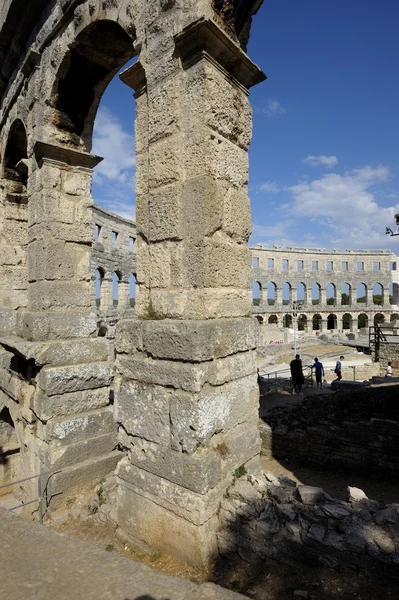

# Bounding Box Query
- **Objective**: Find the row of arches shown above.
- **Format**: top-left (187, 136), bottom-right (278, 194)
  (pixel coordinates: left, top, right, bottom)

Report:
top-left (253, 281), bottom-right (397, 306)
top-left (265, 312), bottom-right (391, 330)
top-left (95, 268), bottom-right (136, 308)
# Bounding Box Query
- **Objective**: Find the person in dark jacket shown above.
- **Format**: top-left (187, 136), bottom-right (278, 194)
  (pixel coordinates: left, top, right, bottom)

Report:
top-left (290, 354), bottom-right (304, 395)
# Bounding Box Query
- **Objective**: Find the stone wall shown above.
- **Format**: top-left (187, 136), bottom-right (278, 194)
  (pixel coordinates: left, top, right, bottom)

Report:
top-left (218, 473), bottom-right (399, 579)
top-left (260, 385), bottom-right (399, 474)
top-left (379, 343), bottom-right (399, 376)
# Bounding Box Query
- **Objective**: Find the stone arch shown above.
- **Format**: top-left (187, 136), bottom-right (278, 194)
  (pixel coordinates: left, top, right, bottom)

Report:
top-left (326, 283), bottom-right (336, 306)
top-left (372, 283), bottom-right (384, 306)
top-left (356, 283), bottom-right (367, 304)
top-left (268, 314), bottom-right (278, 324)
top-left (358, 313), bottom-right (368, 329)
top-left (252, 280), bottom-right (262, 305)
top-left (313, 313), bottom-right (322, 331)
top-left (282, 282), bottom-right (291, 305)
top-left (341, 283), bottom-right (351, 306)
top-left (342, 313), bottom-right (352, 330)
top-left (95, 267), bottom-right (105, 307)
top-left (327, 313), bottom-right (337, 330)
top-left (283, 313), bottom-right (292, 328)
top-left (267, 282), bottom-right (276, 305)
top-left (51, 20), bottom-right (137, 150)
top-left (296, 282), bottom-right (306, 304)
top-left (374, 313), bottom-right (385, 326)
top-left (129, 273), bottom-right (136, 307)
top-left (298, 314), bottom-right (307, 331)
top-left (311, 283), bottom-right (321, 305)
top-left (2, 118), bottom-right (28, 193)
top-left (112, 271), bottom-right (122, 307)
top-left (390, 313), bottom-right (399, 322)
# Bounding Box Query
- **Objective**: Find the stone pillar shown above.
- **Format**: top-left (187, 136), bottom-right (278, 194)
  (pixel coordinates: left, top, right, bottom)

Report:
top-left (320, 288), bottom-right (327, 306)
top-left (336, 315), bottom-right (343, 332)
top-left (119, 279), bottom-right (130, 309)
top-left (392, 283), bottom-right (399, 307)
top-left (115, 20), bottom-right (265, 566)
top-left (366, 287), bottom-right (372, 307)
top-left (21, 143), bottom-right (102, 341)
top-left (275, 286), bottom-right (282, 306)
top-left (101, 276), bottom-right (113, 310)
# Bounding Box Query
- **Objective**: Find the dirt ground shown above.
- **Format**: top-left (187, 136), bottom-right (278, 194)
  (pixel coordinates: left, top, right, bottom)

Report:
top-left (52, 511), bottom-right (399, 600)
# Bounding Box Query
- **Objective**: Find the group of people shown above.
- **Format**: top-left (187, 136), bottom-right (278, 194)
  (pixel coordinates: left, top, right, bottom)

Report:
top-left (289, 354), bottom-right (345, 395)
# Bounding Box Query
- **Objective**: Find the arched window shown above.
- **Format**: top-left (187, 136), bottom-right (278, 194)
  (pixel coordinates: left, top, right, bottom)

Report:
top-left (326, 283), bottom-right (336, 306)
top-left (342, 313), bottom-right (352, 330)
top-left (283, 314), bottom-right (292, 328)
top-left (112, 272), bottom-right (122, 306)
top-left (327, 314), bottom-right (337, 330)
top-left (356, 283), bottom-right (367, 304)
top-left (252, 281), bottom-right (262, 305)
top-left (313, 314), bottom-right (322, 330)
top-left (95, 268), bottom-right (105, 307)
top-left (372, 283), bottom-right (383, 306)
top-left (268, 315), bottom-right (278, 324)
top-left (312, 283), bottom-right (321, 305)
top-left (3, 119), bottom-right (28, 193)
top-left (282, 282), bottom-right (291, 306)
top-left (358, 313), bottom-right (368, 329)
top-left (341, 283), bottom-right (351, 306)
top-left (390, 313), bottom-right (399, 322)
top-left (267, 282), bottom-right (276, 305)
top-left (297, 282), bottom-right (306, 303)
top-left (298, 314), bottom-right (307, 331)
top-left (374, 313), bottom-right (385, 326)
top-left (129, 273), bottom-right (136, 307)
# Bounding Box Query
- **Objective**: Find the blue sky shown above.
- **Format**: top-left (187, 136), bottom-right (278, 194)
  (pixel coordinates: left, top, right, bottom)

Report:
top-left (92, 0), bottom-right (399, 251)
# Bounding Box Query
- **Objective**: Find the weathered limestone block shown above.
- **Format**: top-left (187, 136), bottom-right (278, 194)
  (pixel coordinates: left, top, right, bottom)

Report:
top-left (38, 362), bottom-right (113, 396)
top-left (45, 432), bottom-right (118, 470)
top-left (29, 281), bottom-right (91, 310)
top-left (148, 183), bottom-right (183, 242)
top-left (33, 387), bottom-right (110, 421)
top-left (223, 186), bottom-right (252, 242)
top-left (2, 338), bottom-right (111, 367)
top-left (116, 458), bottom-right (230, 527)
top-left (148, 135), bottom-right (182, 189)
top-left (28, 240), bottom-right (90, 282)
top-left (115, 379), bottom-right (171, 447)
top-left (21, 311), bottom-right (98, 341)
top-left (37, 408), bottom-right (115, 445)
top-left (127, 439), bottom-right (222, 494)
top-left (148, 75), bottom-right (182, 143)
top-left (148, 288), bottom-right (251, 319)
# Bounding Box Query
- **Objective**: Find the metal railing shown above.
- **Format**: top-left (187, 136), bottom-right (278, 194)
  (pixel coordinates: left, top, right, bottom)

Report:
top-left (0, 470), bottom-right (61, 523)
top-left (259, 363), bottom-right (361, 393)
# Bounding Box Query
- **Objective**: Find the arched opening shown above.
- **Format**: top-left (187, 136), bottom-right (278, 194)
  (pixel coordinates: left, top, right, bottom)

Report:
top-left (342, 313), bottom-right (352, 330)
top-left (327, 313), bottom-right (337, 330)
top-left (52, 21), bottom-right (137, 149)
top-left (390, 313), bottom-right (399, 322)
top-left (374, 313), bottom-right (385, 326)
top-left (95, 268), bottom-right (105, 307)
top-left (112, 271), bottom-right (122, 307)
top-left (372, 283), bottom-right (384, 306)
top-left (283, 313), bottom-right (292, 328)
top-left (356, 283), bottom-right (367, 304)
top-left (326, 283), bottom-right (336, 306)
top-left (358, 313), bottom-right (368, 329)
top-left (311, 283), bottom-right (321, 305)
top-left (313, 313), bottom-right (322, 331)
top-left (341, 283), bottom-right (351, 306)
top-left (129, 273), bottom-right (136, 307)
top-left (282, 282), bottom-right (291, 306)
top-left (298, 314), bottom-right (307, 331)
top-left (391, 283), bottom-right (399, 306)
top-left (268, 315), bottom-right (278, 324)
top-left (267, 282), bottom-right (276, 305)
top-left (296, 282), bottom-right (306, 304)
top-left (0, 406), bottom-right (20, 495)
top-left (252, 281), bottom-right (262, 305)
top-left (3, 119), bottom-right (28, 193)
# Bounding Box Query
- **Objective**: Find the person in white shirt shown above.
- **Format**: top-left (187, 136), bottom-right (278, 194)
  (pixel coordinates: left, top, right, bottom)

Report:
top-left (385, 361), bottom-right (393, 377)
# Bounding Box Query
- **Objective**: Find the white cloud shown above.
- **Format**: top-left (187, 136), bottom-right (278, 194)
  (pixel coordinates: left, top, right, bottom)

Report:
top-left (92, 107), bottom-right (135, 182)
top-left (262, 99), bottom-right (286, 118)
top-left (303, 155), bottom-right (338, 167)
top-left (289, 165), bottom-right (399, 247)
top-left (260, 181), bottom-right (281, 193)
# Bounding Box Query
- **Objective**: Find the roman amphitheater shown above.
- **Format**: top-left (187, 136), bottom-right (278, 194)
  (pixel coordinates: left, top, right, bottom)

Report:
top-left (1, 1), bottom-right (399, 598)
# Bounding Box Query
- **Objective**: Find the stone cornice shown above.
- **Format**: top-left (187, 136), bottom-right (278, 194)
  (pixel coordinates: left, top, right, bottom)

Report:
top-left (119, 61), bottom-right (147, 98)
top-left (174, 18), bottom-right (266, 91)
top-left (33, 141), bottom-right (103, 169)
